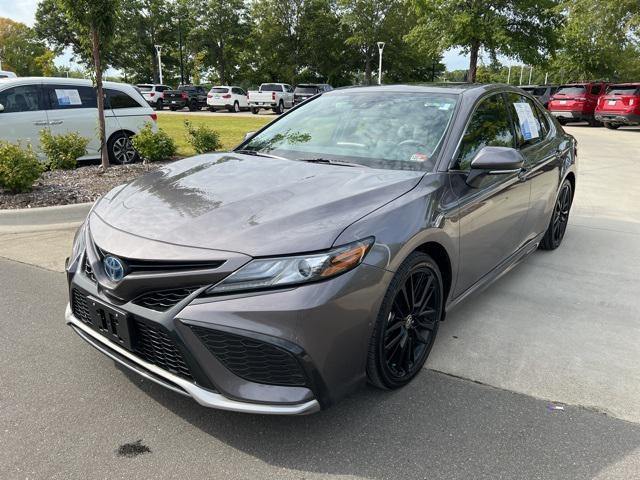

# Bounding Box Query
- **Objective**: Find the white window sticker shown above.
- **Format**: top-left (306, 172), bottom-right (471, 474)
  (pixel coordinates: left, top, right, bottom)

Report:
top-left (513, 102), bottom-right (539, 141)
top-left (55, 89), bottom-right (82, 106)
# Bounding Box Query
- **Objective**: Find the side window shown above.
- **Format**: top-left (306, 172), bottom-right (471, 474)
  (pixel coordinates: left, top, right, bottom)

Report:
top-left (231, 88), bottom-right (240, 95)
top-left (455, 94), bottom-right (514, 171)
top-left (505, 93), bottom-right (543, 147)
top-left (238, 88), bottom-right (246, 95)
top-left (533, 104), bottom-right (550, 137)
top-left (106, 89), bottom-right (142, 109)
top-left (590, 84), bottom-right (602, 95)
top-left (46, 85), bottom-right (97, 110)
top-left (0, 85), bottom-right (44, 113)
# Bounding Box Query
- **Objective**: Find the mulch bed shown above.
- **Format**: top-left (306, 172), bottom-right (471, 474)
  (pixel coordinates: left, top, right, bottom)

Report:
top-left (0, 161), bottom-right (174, 210)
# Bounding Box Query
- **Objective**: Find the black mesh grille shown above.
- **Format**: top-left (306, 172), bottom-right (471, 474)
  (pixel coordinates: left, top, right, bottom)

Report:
top-left (83, 254), bottom-right (96, 283)
top-left (134, 320), bottom-right (193, 380)
top-left (133, 287), bottom-right (200, 312)
top-left (191, 326), bottom-right (307, 386)
top-left (71, 289), bottom-right (193, 381)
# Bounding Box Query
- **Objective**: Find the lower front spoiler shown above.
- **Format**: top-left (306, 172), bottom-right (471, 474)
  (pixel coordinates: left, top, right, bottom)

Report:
top-left (65, 304), bottom-right (320, 415)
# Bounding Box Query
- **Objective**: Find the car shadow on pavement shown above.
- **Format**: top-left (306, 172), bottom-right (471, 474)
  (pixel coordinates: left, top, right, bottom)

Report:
top-left (118, 364), bottom-right (640, 479)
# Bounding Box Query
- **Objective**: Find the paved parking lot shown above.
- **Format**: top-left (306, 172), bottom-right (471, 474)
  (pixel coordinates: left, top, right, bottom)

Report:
top-left (1, 125), bottom-right (639, 479)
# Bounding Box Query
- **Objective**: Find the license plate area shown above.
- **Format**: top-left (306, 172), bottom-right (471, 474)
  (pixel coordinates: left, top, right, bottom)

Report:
top-left (87, 296), bottom-right (134, 350)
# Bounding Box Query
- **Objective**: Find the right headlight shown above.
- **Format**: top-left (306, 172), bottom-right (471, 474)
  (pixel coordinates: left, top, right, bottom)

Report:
top-left (70, 221), bottom-right (87, 266)
top-left (206, 237), bottom-right (374, 295)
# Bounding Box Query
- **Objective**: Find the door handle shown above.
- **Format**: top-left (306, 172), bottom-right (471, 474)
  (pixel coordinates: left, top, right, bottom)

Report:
top-left (49, 120), bottom-right (64, 125)
top-left (33, 121), bottom-right (48, 126)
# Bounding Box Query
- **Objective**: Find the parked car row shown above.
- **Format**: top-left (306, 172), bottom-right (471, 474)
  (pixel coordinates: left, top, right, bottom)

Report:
top-left (524, 82), bottom-right (640, 129)
top-left (137, 82), bottom-right (333, 115)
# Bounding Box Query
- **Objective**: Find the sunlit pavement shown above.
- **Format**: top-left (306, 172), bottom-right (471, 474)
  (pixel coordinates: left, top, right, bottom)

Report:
top-left (1, 125), bottom-right (639, 479)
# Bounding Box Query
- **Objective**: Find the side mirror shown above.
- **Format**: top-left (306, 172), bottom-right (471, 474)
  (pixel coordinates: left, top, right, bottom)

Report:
top-left (244, 131), bottom-right (255, 141)
top-left (0, 103), bottom-right (4, 113)
top-left (466, 146), bottom-right (524, 188)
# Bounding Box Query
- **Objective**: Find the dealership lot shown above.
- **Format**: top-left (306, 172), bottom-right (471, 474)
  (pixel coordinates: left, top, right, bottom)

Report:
top-left (1, 125), bottom-right (639, 479)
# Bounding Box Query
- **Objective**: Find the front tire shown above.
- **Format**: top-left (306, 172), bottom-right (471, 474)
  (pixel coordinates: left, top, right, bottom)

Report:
top-left (540, 179), bottom-right (573, 250)
top-left (188, 100), bottom-right (198, 112)
top-left (107, 131), bottom-right (139, 165)
top-left (366, 252), bottom-right (443, 390)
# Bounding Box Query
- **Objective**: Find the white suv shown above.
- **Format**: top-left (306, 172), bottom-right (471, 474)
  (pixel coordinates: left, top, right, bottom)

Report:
top-left (0, 77), bottom-right (156, 164)
top-left (207, 86), bottom-right (249, 113)
top-left (137, 84), bottom-right (171, 111)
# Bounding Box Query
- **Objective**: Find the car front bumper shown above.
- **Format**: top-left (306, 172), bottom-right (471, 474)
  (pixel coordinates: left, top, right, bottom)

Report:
top-left (66, 249), bottom-right (392, 414)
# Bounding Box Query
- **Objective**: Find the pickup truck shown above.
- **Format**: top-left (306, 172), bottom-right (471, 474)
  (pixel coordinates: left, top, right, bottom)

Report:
top-left (248, 83), bottom-right (294, 114)
top-left (164, 85), bottom-right (208, 111)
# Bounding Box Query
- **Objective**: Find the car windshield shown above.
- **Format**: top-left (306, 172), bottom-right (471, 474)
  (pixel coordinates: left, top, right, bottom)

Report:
top-left (556, 86), bottom-right (586, 95)
top-left (607, 85), bottom-right (639, 96)
top-left (295, 86), bottom-right (319, 94)
top-left (240, 91), bottom-right (458, 172)
top-left (211, 87), bottom-right (229, 93)
top-left (137, 85), bottom-right (153, 92)
top-left (261, 84), bottom-right (282, 92)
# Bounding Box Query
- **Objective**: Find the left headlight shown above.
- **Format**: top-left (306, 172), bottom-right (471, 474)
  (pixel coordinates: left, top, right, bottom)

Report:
top-left (206, 237), bottom-right (375, 295)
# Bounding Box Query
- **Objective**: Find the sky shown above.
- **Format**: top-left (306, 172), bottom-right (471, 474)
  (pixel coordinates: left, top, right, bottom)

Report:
top-left (0, 0), bottom-right (474, 72)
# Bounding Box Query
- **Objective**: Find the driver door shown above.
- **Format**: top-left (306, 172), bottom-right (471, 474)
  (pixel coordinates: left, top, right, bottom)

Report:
top-left (449, 93), bottom-right (532, 297)
top-left (0, 82), bottom-right (48, 155)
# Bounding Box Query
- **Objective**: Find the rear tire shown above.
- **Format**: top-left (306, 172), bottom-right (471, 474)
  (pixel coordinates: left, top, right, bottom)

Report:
top-left (251, 107), bottom-right (259, 115)
top-left (107, 131), bottom-right (139, 165)
top-left (208, 107), bottom-right (216, 112)
top-left (188, 100), bottom-right (198, 112)
top-left (604, 122), bottom-right (620, 130)
top-left (154, 99), bottom-right (163, 111)
top-left (233, 101), bottom-right (240, 113)
top-left (169, 106), bottom-right (178, 111)
top-left (366, 252), bottom-right (443, 390)
top-left (588, 118), bottom-right (602, 127)
top-left (275, 101), bottom-right (284, 114)
top-left (540, 179), bottom-right (573, 250)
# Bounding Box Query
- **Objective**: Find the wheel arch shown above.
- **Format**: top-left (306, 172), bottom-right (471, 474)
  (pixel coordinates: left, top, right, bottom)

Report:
top-left (108, 129), bottom-right (136, 144)
top-left (413, 241), bottom-right (452, 305)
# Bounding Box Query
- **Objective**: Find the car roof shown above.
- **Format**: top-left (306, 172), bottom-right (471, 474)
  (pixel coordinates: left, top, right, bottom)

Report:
top-left (0, 76), bottom-right (136, 91)
top-left (608, 82), bottom-right (640, 86)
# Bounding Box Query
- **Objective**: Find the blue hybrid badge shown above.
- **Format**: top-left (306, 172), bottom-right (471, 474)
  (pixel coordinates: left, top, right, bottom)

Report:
top-left (103, 255), bottom-right (126, 282)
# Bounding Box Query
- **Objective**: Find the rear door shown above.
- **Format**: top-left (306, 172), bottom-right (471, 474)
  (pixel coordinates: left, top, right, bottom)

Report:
top-left (0, 82), bottom-right (48, 153)
top-left (449, 92), bottom-right (532, 296)
top-left (504, 92), bottom-right (561, 241)
top-left (43, 83), bottom-right (101, 158)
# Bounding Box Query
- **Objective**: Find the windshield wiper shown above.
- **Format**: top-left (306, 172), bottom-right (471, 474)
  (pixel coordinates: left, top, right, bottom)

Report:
top-left (298, 158), bottom-right (367, 168)
top-left (234, 149), bottom-right (289, 161)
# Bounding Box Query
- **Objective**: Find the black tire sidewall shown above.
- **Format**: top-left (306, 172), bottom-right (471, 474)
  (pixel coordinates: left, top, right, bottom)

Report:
top-left (107, 132), bottom-right (138, 165)
top-left (540, 178), bottom-right (573, 250)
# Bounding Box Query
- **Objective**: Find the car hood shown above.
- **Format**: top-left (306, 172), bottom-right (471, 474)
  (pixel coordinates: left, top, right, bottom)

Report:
top-left (92, 153), bottom-right (424, 257)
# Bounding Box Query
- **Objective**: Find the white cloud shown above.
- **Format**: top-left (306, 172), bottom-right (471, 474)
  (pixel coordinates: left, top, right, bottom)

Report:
top-left (0, 0), bottom-right (39, 26)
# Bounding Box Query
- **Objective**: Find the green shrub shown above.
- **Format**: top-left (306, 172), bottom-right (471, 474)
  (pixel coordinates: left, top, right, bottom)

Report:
top-left (184, 120), bottom-right (222, 154)
top-left (40, 130), bottom-right (90, 170)
top-left (131, 123), bottom-right (177, 162)
top-left (0, 142), bottom-right (43, 193)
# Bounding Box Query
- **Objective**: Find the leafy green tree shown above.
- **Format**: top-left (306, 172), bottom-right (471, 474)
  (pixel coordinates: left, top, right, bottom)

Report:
top-left (0, 18), bottom-right (54, 76)
top-left (409, 0), bottom-right (562, 82)
top-left (41, 0), bottom-right (122, 169)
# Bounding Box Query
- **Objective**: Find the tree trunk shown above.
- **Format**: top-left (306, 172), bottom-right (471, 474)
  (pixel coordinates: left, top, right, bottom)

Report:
top-left (92, 27), bottom-right (109, 169)
top-left (468, 40), bottom-right (480, 83)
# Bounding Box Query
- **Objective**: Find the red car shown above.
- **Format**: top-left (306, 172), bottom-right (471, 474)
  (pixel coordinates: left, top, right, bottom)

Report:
top-left (548, 82), bottom-right (608, 126)
top-left (595, 83), bottom-right (640, 129)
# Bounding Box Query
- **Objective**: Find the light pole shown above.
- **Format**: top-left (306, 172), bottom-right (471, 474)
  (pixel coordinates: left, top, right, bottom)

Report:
top-left (528, 66), bottom-right (533, 85)
top-left (519, 65), bottom-right (524, 85)
top-left (507, 65), bottom-right (512, 84)
top-left (377, 42), bottom-right (385, 85)
top-left (155, 44), bottom-right (163, 84)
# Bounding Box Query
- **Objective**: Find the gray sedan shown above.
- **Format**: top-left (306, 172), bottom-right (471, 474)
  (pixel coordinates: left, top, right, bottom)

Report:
top-left (65, 84), bottom-right (577, 414)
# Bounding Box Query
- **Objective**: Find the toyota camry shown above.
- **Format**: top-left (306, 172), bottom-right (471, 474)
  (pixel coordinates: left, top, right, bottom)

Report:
top-left (65, 84), bottom-right (577, 414)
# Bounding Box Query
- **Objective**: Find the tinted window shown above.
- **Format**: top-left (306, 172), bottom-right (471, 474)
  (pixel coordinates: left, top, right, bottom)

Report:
top-left (211, 87), bottom-right (229, 93)
top-left (590, 85), bottom-right (602, 95)
top-left (137, 85), bottom-right (153, 92)
top-left (261, 84), bottom-right (283, 92)
top-left (533, 87), bottom-right (547, 96)
top-left (106, 89), bottom-right (142, 109)
top-left (556, 85), bottom-right (586, 95)
top-left (0, 85), bottom-right (44, 113)
top-left (295, 86), bottom-right (319, 94)
top-left (456, 94), bottom-right (514, 171)
top-left (505, 93), bottom-right (544, 146)
top-left (606, 85), bottom-right (640, 96)
top-left (46, 85), bottom-right (97, 110)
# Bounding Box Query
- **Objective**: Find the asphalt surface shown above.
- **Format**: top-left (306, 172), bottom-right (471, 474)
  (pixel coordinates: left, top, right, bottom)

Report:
top-left (1, 124), bottom-right (640, 479)
top-left (2, 259), bottom-right (640, 480)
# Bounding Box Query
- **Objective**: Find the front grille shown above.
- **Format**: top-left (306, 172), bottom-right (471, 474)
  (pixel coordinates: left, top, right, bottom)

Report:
top-left (134, 320), bottom-right (193, 380)
top-left (191, 326), bottom-right (307, 387)
top-left (83, 254), bottom-right (96, 283)
top-left (133, 287), bottom-right (201, 312)
top-left (71, 289), bottom-right (194, 381)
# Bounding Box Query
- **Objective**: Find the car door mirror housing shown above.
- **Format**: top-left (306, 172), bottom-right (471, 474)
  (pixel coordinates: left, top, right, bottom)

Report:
top-left (244, 131), bottom-right (255, 141)
top-left (466, 146), bottom-right (525, 187)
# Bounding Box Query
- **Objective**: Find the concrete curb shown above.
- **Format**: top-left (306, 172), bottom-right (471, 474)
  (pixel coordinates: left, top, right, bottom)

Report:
top-left (0, 202), bottom-right (92, 232)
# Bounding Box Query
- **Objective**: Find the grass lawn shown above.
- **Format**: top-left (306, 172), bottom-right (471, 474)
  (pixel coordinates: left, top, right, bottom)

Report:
top-left (157, 113), bottom-right (272, 157)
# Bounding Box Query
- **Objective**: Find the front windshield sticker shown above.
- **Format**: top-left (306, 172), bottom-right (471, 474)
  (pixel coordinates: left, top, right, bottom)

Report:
top-left (55, 89), bottom-right (82, 106)
top-left (513, 102), bottom-right (539, 140)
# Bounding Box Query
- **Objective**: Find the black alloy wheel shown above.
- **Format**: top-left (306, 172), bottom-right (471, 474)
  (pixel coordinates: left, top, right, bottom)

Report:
top-left (540, 179), bottom-right (573, 250)
top-left (367, 252), bottom-right (443, 389)
top-left (155, 99), bottom-right (163, 111)
top-left (107, 132), bottom-right (139, 165)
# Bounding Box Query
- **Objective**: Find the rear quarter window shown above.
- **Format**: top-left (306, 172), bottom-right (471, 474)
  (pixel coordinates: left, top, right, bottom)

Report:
top-left (106, 89), bottom-right (143, 109)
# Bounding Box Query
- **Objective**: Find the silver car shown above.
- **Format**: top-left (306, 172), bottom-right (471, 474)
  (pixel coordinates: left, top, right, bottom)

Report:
top-left (65, 84), bottom-right (577, 414)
